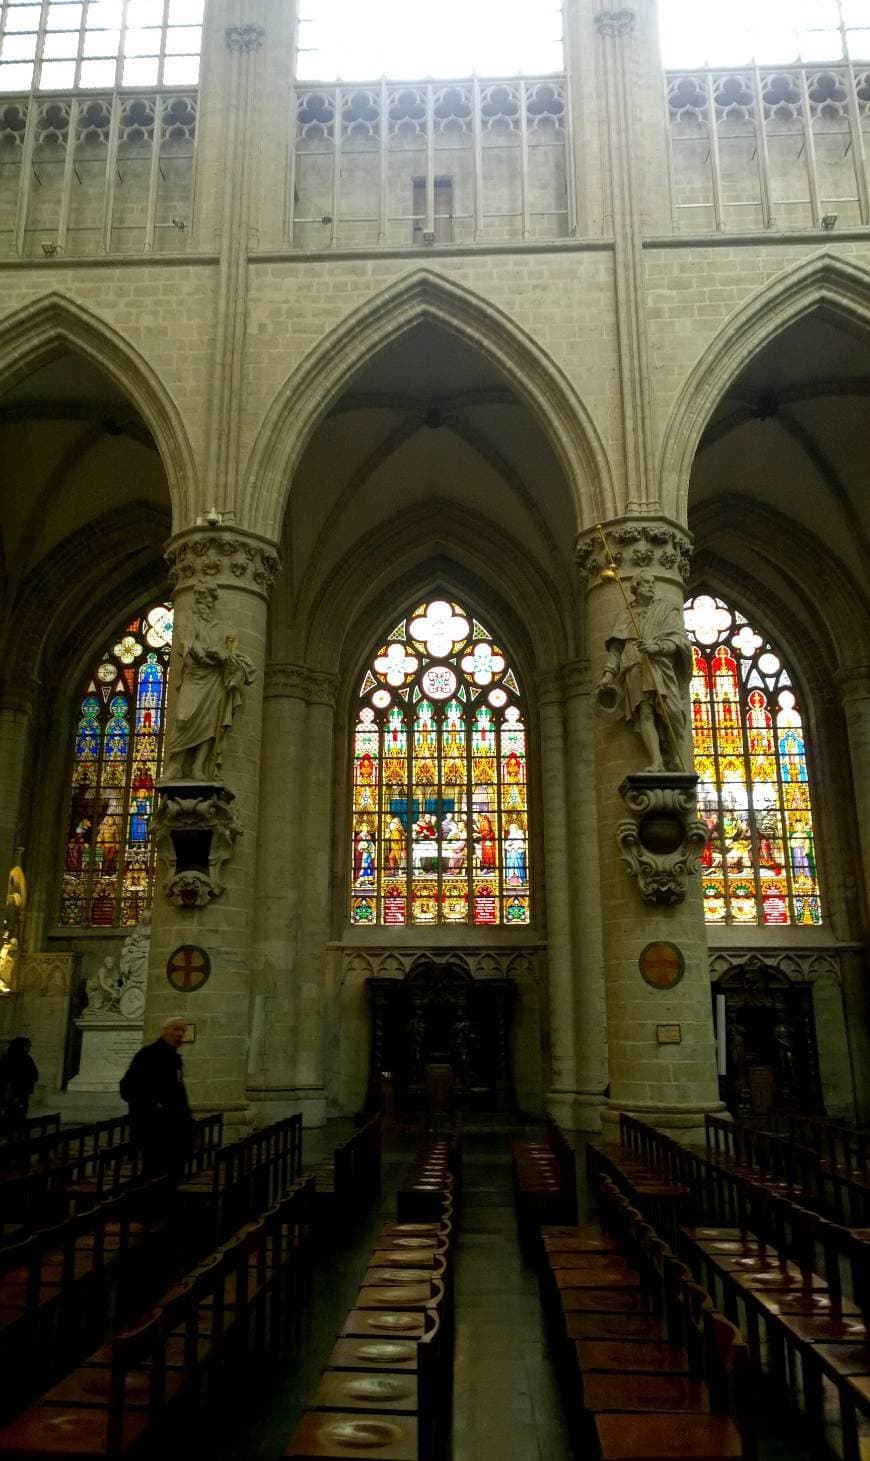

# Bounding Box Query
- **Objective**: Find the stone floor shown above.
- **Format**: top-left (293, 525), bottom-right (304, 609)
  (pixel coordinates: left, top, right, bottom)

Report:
top-left (150, 1123), bottom-right (816, 1460)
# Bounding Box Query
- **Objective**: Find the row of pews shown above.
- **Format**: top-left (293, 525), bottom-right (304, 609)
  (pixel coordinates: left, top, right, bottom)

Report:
top-left (285, 1131), bottom-right (460, 1461)
top-left (536, 1177), bottom-right (750, 1459)
top-left (589, 1110), bottom-right (870, 1460)
top-left (511, 1114), bottom-right (578, 1253)
top-left (0, 1176), bottom-right (315, 1457)
top-left (304, 1114), bottom-right (383, 1241)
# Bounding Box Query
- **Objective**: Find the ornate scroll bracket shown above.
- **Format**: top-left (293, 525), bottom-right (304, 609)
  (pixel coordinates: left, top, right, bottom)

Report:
top-left (154, 784), bottom-right (242, 909)
top-left (594, 9), bottom-right (636, 37)
top-left (225, 23), bottom-right (266, 52)
top-left (616, 772), bottom-right (707, 906)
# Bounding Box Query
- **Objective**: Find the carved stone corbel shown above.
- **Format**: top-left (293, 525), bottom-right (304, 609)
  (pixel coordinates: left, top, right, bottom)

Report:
top-left (616, 772), bottom-right (708, 905)
top-left (153, 784), bottom-right (242, 908)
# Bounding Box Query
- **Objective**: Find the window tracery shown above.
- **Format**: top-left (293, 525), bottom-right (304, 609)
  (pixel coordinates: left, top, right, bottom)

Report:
top-left (351, 598), bottom-right (530, 928)
top-left (684, 593), bottom-right (822, 926)
top-left (59, 601), bottom-right (173, 927)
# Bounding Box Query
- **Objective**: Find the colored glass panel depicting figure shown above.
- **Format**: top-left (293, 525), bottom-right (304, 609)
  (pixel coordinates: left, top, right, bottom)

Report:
top-left (684, 594), bottom-right (821, 927)
top-left (351, 599), bottom-right (530, 927)
top-left (59, 603), bottom-right (173, 927)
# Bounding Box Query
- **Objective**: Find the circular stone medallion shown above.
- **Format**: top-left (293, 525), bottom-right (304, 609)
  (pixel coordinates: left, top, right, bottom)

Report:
top-left (638, 941), bottom-right (685, 990)
top-left (166, 945), bottom-right (211, 993)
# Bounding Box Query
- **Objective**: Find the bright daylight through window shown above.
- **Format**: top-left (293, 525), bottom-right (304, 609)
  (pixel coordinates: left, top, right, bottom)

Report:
top-left (0, 0), bottom-right (202, 93)
top-left (296, 0), bottom-right (563, 81)
top-left (659, 0), bottom-right (870, 68)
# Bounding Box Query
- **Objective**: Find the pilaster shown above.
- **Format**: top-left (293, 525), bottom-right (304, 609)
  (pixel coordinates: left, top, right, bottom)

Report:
top-left (577, 516), bottom-right (723, 1138)
top-left (248, 663), bottom-right (338, 1126)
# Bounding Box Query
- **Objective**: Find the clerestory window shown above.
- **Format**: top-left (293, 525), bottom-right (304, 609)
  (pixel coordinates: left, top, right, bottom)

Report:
top-left (0, 0), bottom-right (202, 94)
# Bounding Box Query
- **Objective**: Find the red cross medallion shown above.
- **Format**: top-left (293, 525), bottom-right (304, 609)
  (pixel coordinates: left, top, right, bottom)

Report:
top-left (638, 941), bottom-right (685, 990)
top-left (166, 945), bottom-right (211, 993)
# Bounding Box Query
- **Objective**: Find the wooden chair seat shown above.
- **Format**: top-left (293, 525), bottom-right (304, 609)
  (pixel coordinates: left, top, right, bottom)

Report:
top-left (369, 1251), bottom-right (439, 1269)
top-left (361, 1269), bottom-right (435, 1288)
top-left (354, 1285), bottom-right (432, 1310)
top-left (566, 1312), bottom-right (669, 1342)
top-left (594, 1411), bottom-right (744, 1458)
top-left (575, 1339), bottom-right (689, 1375)
top-left (41, 1365), bottom-right (185, 1409)
top-left (286, 1410), bottom-right (418, 1459)
top-left (547, 1252), bottom-right (631, 1270)
top-left (779, 1314), bottom-right (870, 1343)
top-left (560, 1288), bottom-right (655, 1315)
top-left (0, 1405), bottom-right (149, 1456)
top-left (553, 1265), bottom-right (640, 1289)
top-left (809, 1342), bottom-right (870, 1378)
top-left (326, 1339), bottom-right (419, 1372)
top-left (310, 1370), bottom-right (419, 1414)
top-left (542, 1233), bottom-right (619, 1254)
top-left (749, 1288), bottom-right (857, 1316)
top-left (581, 1373), bottom-right (710, 1413)
top-left (341, 1310), bottom-right (427, 1340)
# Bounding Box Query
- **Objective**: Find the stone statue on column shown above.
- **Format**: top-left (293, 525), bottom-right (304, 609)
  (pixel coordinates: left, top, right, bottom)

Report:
top-left (596, 570), bottom-right (693, 773)
top-left (162, 584), bottom-right (256, 783)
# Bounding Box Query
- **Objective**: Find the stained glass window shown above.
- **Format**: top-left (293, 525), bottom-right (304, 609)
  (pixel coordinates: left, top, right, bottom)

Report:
top-left (351, 598), bottom-right (530, 927)
top-left (684, 594), bottom-right (822, 927)
top-left (59, 601), bottom-right (173, 927)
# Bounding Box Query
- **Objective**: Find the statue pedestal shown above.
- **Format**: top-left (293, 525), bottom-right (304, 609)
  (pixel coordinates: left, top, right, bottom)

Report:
top-left (68, 1018), bottom-right (143, 1093)
top-left (616, 771), bottom-right (706, 905)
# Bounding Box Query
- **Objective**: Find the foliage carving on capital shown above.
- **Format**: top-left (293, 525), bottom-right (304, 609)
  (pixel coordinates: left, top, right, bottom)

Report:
top-left (576, 522), bottom-right (692, 583)
top-left (263, 663), bottom-right (338, 707)
top-left (166, 531), bottom-right (279, 594)
top-left (594, 8), bottom-right (636, 38)
top-left (225, 22), bottom-right (266, 51)
top-left (836, 665), bottom-right (870, 703)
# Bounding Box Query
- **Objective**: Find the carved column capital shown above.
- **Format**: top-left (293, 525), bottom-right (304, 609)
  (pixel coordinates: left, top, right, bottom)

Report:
top-left (263, 663), bottom-right (338, 707)
top-left (225, 22), bottom-right (266, 52)
top-left (835, 664), bottom-right (870, 704)
top-left (166, 525), bottom-right (280, 599)
top-left (576, 517), bottom-right (693, 587)
top-left (561, 659), bottom-right (593, 699)
top-left (594, 8), bottom-right (636, 37)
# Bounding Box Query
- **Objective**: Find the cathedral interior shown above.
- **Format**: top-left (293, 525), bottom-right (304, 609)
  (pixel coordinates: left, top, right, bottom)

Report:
top-left (0, 0), bottom-right (869, 1456)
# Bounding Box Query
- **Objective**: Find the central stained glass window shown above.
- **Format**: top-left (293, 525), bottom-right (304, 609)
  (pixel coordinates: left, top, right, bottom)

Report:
top-left (350, 599), bottom-right (530, 927)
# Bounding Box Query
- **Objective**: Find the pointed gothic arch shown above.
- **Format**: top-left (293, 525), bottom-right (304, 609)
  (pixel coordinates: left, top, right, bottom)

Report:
top-left (0, 292), bottom-right (198, 525)
top-left (659, 252), bottom-right (870, 522)
top-left (242, 268), bottom-right (615, 539)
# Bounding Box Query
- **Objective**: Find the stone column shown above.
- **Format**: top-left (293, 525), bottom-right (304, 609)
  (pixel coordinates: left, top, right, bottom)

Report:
top-left (248, 664), bottom-right (337, 1126)
top-left (538, 674), bottom-right (579, 1121)
top-left (142, 526), bottom-right (279, 1131)
top-left (0, 681), bottom-right (36, 876)
top-left (835, 666), bottom-right (870, 1119)
top-left (577, 518), bottom-right (723, 1139)
top-left (563, 661), bottom-right (609, 1128)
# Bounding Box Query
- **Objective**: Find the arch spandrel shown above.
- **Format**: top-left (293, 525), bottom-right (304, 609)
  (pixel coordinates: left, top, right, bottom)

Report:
top-left (242, 268), bottom-right (615, 540)
top-left (659, 251), bottom-right (870, 525)
top-left (0, 291), bottom-right (198, 528)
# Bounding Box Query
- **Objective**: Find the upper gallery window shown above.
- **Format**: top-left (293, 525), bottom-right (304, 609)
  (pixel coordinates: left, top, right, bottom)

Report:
top-left (296, 0), bottom-right (563, 82)
top-left (684, 594), bottom-right (822, 927)
top-left (351, 598), bottom-right (530, 928)
top-left (0, 0), bottom-right (202, 94)
top-left (660, 0), bottom-right (870, 68)
top-left (59, 602), bottom-right (173, 928)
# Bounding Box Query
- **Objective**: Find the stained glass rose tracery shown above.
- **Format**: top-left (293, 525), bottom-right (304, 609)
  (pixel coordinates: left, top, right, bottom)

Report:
top-left (59, 603), bottom-right (173, 928)
top-left (685, 593), bottom-right (822, 927)
top-left (351, 598), bottom-right (530, 927)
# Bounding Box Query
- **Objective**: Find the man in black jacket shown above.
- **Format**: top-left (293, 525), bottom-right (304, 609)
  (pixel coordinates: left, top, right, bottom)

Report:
top-left (120, 1017), bottom-right (194, 1180)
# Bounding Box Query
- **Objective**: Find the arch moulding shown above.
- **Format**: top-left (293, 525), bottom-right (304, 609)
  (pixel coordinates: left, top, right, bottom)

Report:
top-left (241, 268), bottom-right (616, 539)
top-left (659, 251), bottom-right (870, 523)
top-left (0, 291), bottom-right (198, 526)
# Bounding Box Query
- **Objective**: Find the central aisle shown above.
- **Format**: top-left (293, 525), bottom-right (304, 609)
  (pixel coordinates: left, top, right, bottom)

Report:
top-left (451, 1134), bottom-right (572, 1461)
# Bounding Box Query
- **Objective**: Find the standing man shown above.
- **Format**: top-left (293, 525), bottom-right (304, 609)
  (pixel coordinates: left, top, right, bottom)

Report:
top-left (120, 1017), bottom-right (194, 1181)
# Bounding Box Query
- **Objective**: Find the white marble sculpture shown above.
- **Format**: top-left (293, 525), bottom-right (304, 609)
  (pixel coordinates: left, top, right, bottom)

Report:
top-left (81, 913), bottom-right (151, 1021)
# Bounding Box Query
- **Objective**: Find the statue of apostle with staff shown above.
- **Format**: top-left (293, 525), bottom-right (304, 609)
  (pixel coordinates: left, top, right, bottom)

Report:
top-left (596, 566), bottom-right (692, 773)
top-left (162, 585), bottom-right (256, 783)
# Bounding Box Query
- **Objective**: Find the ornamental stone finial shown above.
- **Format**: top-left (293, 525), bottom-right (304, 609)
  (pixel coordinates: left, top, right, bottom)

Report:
top-left (594, 8), bottom-right (636, 37)
top-left (225, 22), bottom-right (266, 52)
